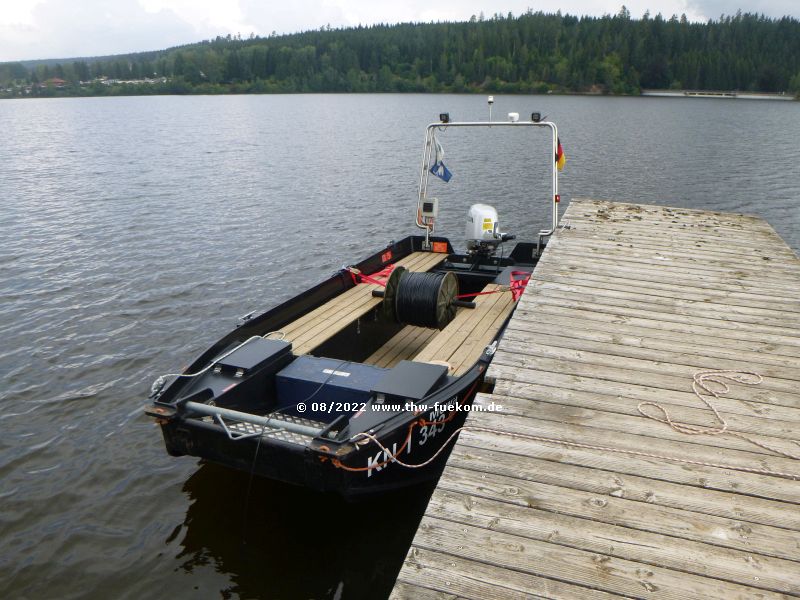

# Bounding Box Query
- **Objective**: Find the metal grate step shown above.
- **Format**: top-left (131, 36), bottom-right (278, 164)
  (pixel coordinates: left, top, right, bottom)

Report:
top-left (220, 413), bottom-right (327, 446)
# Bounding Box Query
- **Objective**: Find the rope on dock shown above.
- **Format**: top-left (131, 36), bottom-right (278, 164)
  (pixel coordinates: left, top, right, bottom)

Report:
top-left (638, 370), bottom-right (800, 461)
top-left (345, 370), bottom-right (800, 480)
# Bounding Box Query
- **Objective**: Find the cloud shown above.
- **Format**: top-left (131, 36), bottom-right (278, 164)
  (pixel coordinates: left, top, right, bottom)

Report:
top-left (683, 0), bottom-right (800, 19)
top-left (238, 0), bottom-right (344, 35)
top-left (0, 0), bottom-right (200, 61)
top-left (141, 0), bottom-right (253, 37)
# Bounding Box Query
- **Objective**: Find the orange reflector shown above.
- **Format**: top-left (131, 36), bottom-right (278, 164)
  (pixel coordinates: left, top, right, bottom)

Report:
top-left (432, 241), bottom-right (448, 253)
top-left (381, 250), bottom-right (393, 263)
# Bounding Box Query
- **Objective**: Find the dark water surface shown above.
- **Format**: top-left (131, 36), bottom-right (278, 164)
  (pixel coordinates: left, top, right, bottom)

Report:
top-left (1, 94), bottom-right (798, 599)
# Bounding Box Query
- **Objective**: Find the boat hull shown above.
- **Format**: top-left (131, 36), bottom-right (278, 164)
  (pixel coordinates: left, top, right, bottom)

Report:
top-left (158, 365), bottom-right (484, 500)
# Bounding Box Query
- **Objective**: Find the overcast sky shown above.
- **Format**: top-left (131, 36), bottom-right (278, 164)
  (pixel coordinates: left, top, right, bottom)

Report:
top-left (1, 0), bottom-right (798, 62)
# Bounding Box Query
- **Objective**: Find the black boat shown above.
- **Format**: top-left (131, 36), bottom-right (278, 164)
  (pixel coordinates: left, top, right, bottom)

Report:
top-left (146, 112), bottom-right (563, 499)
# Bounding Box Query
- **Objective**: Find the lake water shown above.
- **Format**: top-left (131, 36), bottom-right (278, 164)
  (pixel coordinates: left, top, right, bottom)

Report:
top-left (1, 93), bottom-right (798, 600)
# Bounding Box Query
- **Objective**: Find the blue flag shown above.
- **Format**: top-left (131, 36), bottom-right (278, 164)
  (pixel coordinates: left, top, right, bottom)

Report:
top-left (430, 161), bottom-right (452, 182)
top-left (429, 135), bottom-right (452, 182)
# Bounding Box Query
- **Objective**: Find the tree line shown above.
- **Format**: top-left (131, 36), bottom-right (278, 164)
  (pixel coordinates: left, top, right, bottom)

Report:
top-left (2, 9), bottom-right (799, 98)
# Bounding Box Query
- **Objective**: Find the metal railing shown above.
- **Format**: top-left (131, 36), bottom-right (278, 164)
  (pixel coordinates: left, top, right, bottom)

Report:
top-left (416, 119), bottom-right (560, 250)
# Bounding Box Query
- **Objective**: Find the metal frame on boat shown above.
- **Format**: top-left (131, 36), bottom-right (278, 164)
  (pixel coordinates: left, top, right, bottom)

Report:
top-left (417, 116), bottom-right (561, 250)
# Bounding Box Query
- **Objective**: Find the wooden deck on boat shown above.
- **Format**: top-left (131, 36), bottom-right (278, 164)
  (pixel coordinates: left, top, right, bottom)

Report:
top-left (365, 284), bottom-right (516, 376)
top-left (281, 251), bottom-right (445, 355)
top-left (391, 199), bottom-right (800, 599)
top-left (282, 251), bottom-right (518, 375)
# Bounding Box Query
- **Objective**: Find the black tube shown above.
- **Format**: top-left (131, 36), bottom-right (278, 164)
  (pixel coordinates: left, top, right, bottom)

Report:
top-left (452, 300), bottom-right (476, 309)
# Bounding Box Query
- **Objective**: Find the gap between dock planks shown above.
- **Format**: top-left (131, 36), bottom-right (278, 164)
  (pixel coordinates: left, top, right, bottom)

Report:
top-left (390, 199), bottom-right (800, 600)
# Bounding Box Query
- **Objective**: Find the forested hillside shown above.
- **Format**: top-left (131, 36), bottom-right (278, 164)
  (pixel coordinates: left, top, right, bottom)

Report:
top-left (2, 9), bottom-right (799, 98)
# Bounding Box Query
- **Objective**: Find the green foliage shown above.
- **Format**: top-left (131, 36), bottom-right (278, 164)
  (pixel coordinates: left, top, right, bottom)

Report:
top-left (789, 72), bottom-right (800, 98)
top-left (1, 11), bottom-right (799, 98)
top-left (0, 62), bottom-right (28, 83)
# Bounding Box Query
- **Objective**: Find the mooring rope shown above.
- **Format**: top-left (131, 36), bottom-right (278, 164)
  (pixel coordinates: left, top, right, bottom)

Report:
top-left (638, 369), bottom-right (800, 460)
top-left (344, 369), bottom-right (800, 480)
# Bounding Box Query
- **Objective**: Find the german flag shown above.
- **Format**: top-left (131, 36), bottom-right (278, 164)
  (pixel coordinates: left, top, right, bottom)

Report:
top-left (555, 138), bottom-right (566, 171)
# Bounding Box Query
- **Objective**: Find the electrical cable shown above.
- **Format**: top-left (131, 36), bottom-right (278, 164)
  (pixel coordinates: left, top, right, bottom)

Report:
top-left (393, 271), bottom-right (457, 329)
top-left (149, 331), bottom-right (286, 398)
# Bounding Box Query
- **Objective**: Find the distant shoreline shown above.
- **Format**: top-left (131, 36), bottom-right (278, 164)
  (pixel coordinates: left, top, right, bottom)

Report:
top-left (3, 13), bottom-right (799, 103)
top-left (2, 88), bottom-right (797, 101)
top-left (641, 89), bottom-right (795, 101)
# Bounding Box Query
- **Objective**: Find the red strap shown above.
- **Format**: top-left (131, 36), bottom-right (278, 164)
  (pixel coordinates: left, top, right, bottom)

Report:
top-left (457, 271), bottom-right (531, 301)
top-left (350, 265), bottom-right (529, 300)
top-left (348, 264), bottom-right (394, 287)
top-left (456, 289), bottom-right (503, 299)
top-left (509, 270), bottom-right (531, 301)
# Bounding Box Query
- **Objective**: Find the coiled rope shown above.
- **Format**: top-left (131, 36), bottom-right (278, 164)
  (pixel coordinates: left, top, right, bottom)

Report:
top-left (638, 369), bottom-right (800, 460)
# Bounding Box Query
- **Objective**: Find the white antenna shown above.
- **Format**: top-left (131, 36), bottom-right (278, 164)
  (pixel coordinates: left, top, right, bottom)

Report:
top-left (487, 95), bottom-right (494, 121)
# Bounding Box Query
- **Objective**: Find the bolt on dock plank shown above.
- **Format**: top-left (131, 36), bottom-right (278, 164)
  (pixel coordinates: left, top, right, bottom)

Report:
top-left (391, 199), bottom-right (800, 599)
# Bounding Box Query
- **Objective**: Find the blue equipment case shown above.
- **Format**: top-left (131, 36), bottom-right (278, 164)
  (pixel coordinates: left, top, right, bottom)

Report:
top-left (275, 356), bottom-right (387, 421)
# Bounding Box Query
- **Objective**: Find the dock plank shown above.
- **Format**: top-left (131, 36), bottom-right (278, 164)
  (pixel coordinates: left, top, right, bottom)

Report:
top-left (534, 262), bottom-right (800, 304)
top-left (486, 365), bottom-right (800, 422)
top-left (497, 334), bottom-right (800, 390)
top-left (392, 200), bottom-right (800, 599)
top-left (489, 386), bottom-right (799, 442)
top-left (426, 490), bottom-right (800, 594)
top-left (435, 456), bottom-right (800, 562)
top-left (528, 278), bottom-right (800, 319)
top-left (444, 411), bottom-right (800, 497)
top-left (456, 427), bottom-right (800, 505)
top-left (487, 393), bottom-right (799, 454)
top-left (447, 440), bottom-right (800, 530)
top-left (399, 517), bottom-right (786, 600)
top-left (510, 304), bottom-right (800, 358)
top-left (504, 317), bottom-right (800, 370)
top-left (395, 548), bottom-right (620, 600)
top-left (488, 354), bottom-right (800, 410)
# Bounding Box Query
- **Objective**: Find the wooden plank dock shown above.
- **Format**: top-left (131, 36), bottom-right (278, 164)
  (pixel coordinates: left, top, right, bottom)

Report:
top-left (391, 199), bottom-right (800, 599)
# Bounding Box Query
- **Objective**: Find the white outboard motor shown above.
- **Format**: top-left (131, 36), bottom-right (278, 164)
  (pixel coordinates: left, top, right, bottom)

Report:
top-left (465, 204), bottom-right (515, 255)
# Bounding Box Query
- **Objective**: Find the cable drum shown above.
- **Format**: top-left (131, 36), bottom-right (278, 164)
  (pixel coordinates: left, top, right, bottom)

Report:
top-left (383, 267), bottom-right (458, 330)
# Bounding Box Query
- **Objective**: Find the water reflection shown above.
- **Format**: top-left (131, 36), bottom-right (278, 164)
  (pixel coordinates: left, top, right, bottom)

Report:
top-left (176, 463), bottom-right (436, 599)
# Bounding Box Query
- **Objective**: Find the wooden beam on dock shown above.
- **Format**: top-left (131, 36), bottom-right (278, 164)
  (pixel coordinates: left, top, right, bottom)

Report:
top-left (391, 199), bottom-right (800, 599)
